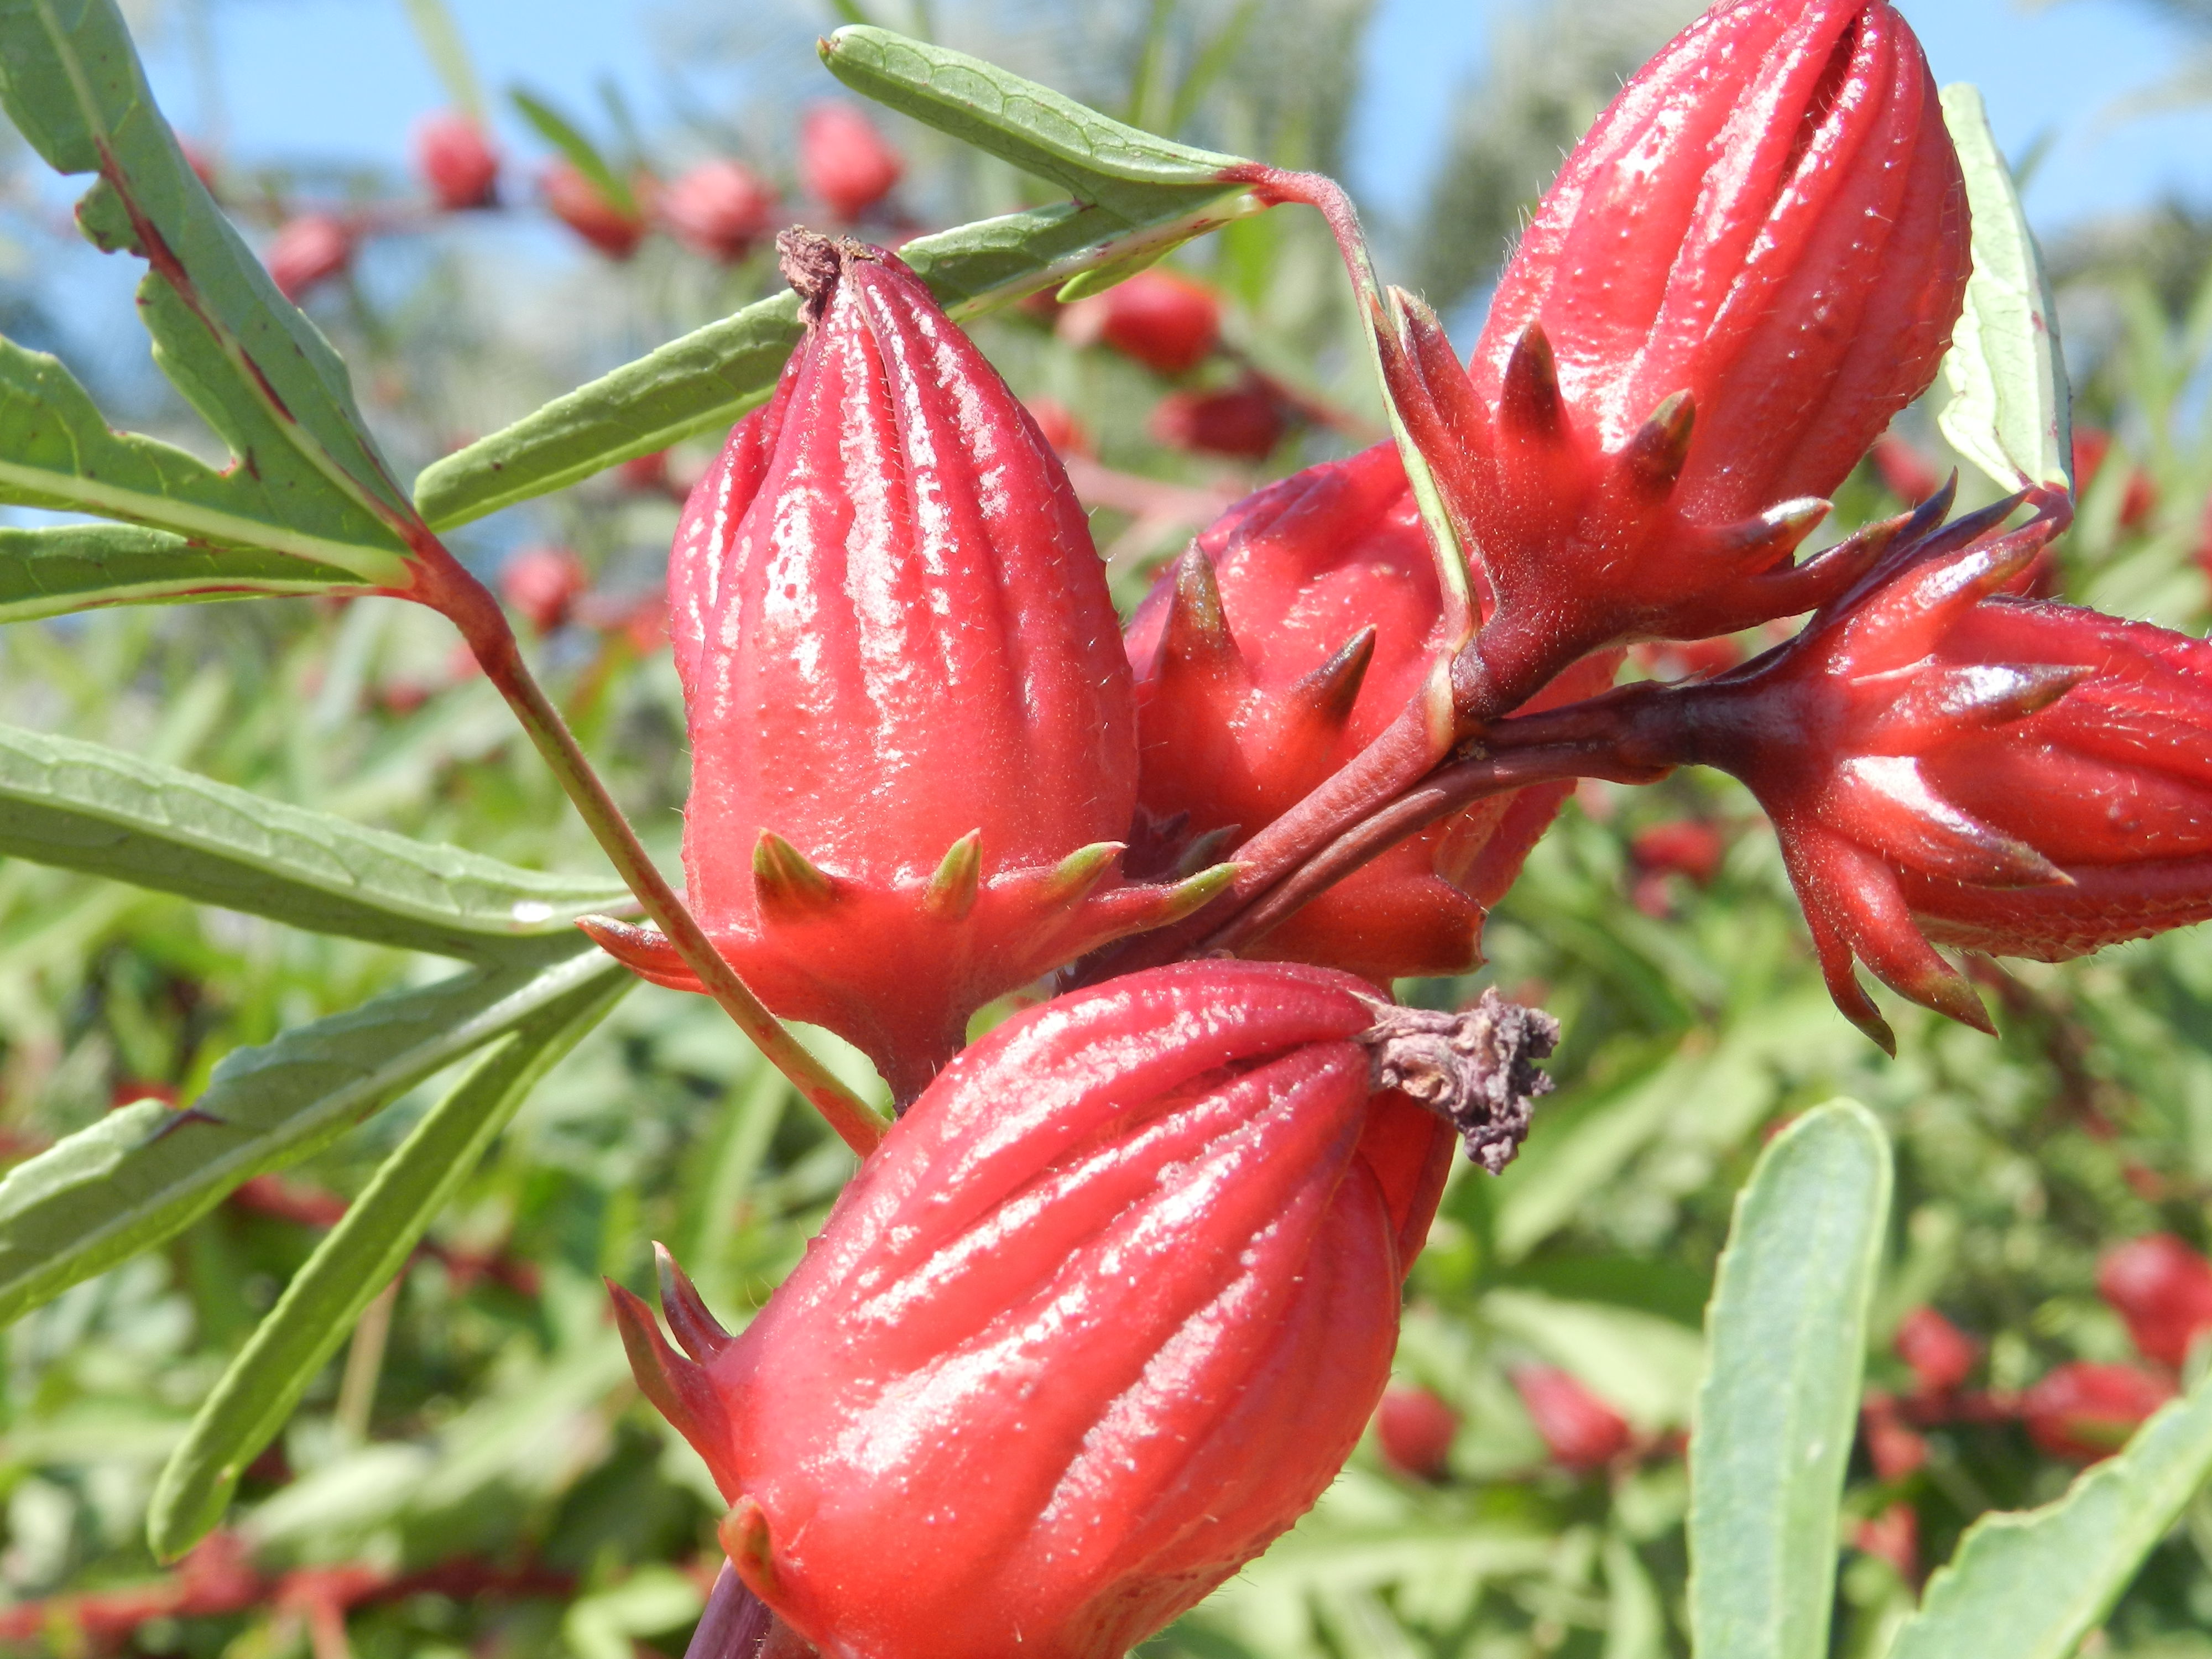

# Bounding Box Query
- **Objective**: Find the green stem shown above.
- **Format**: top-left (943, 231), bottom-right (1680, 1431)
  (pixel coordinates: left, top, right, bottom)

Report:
top-left (414, 550), bottom-right (888, 1157)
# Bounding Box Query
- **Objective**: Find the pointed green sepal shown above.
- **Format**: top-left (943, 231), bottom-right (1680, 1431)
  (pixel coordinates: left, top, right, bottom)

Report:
top-left (1045, 841), bottom-right (1125, 906)
top-left (924, 830), bottom-right (983, 921)
top-left (753, 831), bottom-right (838, 918)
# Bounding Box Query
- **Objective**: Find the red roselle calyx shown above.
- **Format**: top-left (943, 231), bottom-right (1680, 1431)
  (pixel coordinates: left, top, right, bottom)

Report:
top-left (612, 962), bottom-right (1558, 1659)
top-left (660, 159), bottom-right (779, 263)
top-left (1510, 1364), bottom-right (1635, 1472)
top-left (2021, 1362), bottom-right (2173, 1463)
top-left (1125, 445), bottom-right (1609, 980)
top-left (1374, 1386), bottom-right (1460, 1481)
top-left (1387, 0), bottom-right (1969, 722)
top-left (800, 103), bottom-right (903, 221)
top-left (265, 214), bottom-right (352, 301)
top-left (1059, 267), bottom-right (1222, 376)
top-left (413, 112), bottom-right (500, 211)
top-left (585, 234), bottom-right (1232, 1100)
top-left (2099, 1234), bottom-right (2212, 1369)
top-left (1537, 489), bottom-right (2212, 1049)
top-left (541, 161), bottom-right (650, 259)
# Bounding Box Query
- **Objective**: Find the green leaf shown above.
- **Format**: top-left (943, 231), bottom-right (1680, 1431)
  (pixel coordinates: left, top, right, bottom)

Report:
top-left (0, 720), bottom-right (629, 963)
top-left (0, 946), bottom-right (630, 1328)
top-left (1886, 1364), bottom-right (2212, 1659)
top-left (413, 191), bottom-right (1258, 528)
top-left (145, 965), bottom-right (626, 1560)
top-left (1937, 82), bottom-right (2073, 495)
top-left (509, 85), bottom-right (633, 214)
top-left (0, 523), bottom-right (366, 623)
top-left (818, 26), bottom-right (1243, 205)
top-left (399, 0), bottom-right (484, 123)
top-left (0, 0), bottom-right (419, 583)
top-left (1688, 1100), bottom-right (1893, 1659)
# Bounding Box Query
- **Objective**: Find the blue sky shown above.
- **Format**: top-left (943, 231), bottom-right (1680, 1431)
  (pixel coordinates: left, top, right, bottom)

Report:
top-left (126, 0), bottom-right (2212, 241)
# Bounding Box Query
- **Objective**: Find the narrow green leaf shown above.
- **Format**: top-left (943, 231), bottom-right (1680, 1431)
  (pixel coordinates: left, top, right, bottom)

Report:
top-left (0, 336), bottom-right (407, 583)
top-left (509, 85), bottom-right (633, 214)
top-left (1886, 1365), bottom-right (2212, 1659)
top-left (1937, 82), bottom-right (2073, 495)
top-left (0, 721), bottom-right (629, 962)
top-left (146, 966), bottom-right (625, 1559)
top-left (1688, 1100), bottom-right (1893, 1659)
top-left (819, 26), bottom-right (1244, 205)
top-left (0, 947), bottom-right (629, 1327)
top-left (0, 523), bottom-right (366, 623)
top-left (0, 0), bottom-right (419, 580)
top-left (414, 190), bottom-right (1257, 528)
top-left (399, 0), bottom-right (484, 123)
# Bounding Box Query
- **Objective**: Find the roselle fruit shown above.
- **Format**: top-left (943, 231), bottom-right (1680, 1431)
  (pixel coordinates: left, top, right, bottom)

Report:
top-left (1125, 443), bottom-right (1612, 981)
top-left (1374, 1386), bottom-right (1459, 1481)
top-left (413, 111), bottom-right (499, 211)
top-left (1060, 266), bottom-right (1220, 376)
top-left (660, 159), bottom-right (778, 262)
top-left (499, 546), bottom-right (588, 635)
top-left (800, 102), bottom-right (903, 221)
top-left (1149, 380), bottom-right (1292, 460)
top-left (1511, 1365), bottom-right (1634, 1472)
top-left (265, 214), bottom-right (352, 301)
top-left (1556, 489), bottom-right (2212, 1047)
top-left (586, 234), bottom-right (1229, 1098)
top-left (2021, 1362), bottom-right (2173, 1463)
top-left (1893, 1306), bottom-right (1977, 1396)
top-left (541, 161), bottom-right (649, 259)
top-left (612, 960), bottom-right (1558, 1659)
top-left (2099, 1234), bottom-right (2212, 1368)
top-left (1393, 0), bottom-right (1971, 719)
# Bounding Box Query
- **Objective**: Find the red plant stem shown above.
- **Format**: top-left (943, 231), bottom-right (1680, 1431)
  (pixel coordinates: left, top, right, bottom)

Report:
top-left (407, 546), bottom-right (888, 1156)
top-left (1204, 738), bottom-right (1662, 954)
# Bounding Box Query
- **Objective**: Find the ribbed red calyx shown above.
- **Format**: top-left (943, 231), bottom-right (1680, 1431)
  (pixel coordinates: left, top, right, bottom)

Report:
top-left (587, 236), bottom-right (1226, 1099)
top-left (1125, 444), bottom-right (1609, 980)
top-left (1586, 489), bottom-right (2212, 1049)
top-left (1392, 0), bottom-right (1970, 719)
top-left (611, 961), bottom-right (1561, 1659)
top-left (1510, 1365), bottom-right (1634, 1472)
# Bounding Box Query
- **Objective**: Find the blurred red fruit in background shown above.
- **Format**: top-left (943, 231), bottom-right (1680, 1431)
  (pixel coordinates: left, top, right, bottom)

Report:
top-left (2098, 1234), bottom-right (2212, 1368)
top-left (413, 111), bottom-right (500, 210)
top-left (265, 215), bottom-right (352, 301)
top-left (1150, 381), bottom-right (1290, 460)
top-left (2074, 427), bottom-right (2158, 531)
top-left (1062, 267), bottom-right (1221, 375)
top-left (1871, 434), bottom-right (1943, 506)
top-left (1512, 1365), bottom-right (1632, 1471)
top-left (661, 159), bottom-right (778, 262)
top-left (500, 546), bottom-right (588, 635)
top-left (2020, 1361), bottom-right (2173, 1462)
top-left (541, 161), bottom-right (650, 259)
top-left (1022, 397), bottom-right (1093, 457)
top-left (800, 102), bottom-right (904, 220)
top-left (1895, 1306), bottom-right (1978, 1395)
top-left (1374, 1386), bottom-right (1459, 1481)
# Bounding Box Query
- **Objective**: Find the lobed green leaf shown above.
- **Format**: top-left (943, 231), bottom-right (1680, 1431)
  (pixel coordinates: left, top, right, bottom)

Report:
top-left (0, 523), bottom-right (365, 623)
top-left (1937, 82), bottom-right (2074, 496)
top-left (0, 720), bottom-right (630, 962)
top-left (1886, 1365), bottom-right (2212, 1659)
top-left (145, 965), bottom-right (627, 1560)
top-left (0, 947), bottom-right (630, 1329)
top-left (0, 0), bottom-right (419, 589)
top-left (1687, 1100), bottom-right (1893, 1659)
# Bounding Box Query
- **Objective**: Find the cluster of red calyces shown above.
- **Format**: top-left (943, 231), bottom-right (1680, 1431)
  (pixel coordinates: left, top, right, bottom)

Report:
top-left (588, 0), bottom-right (2212, 1651)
